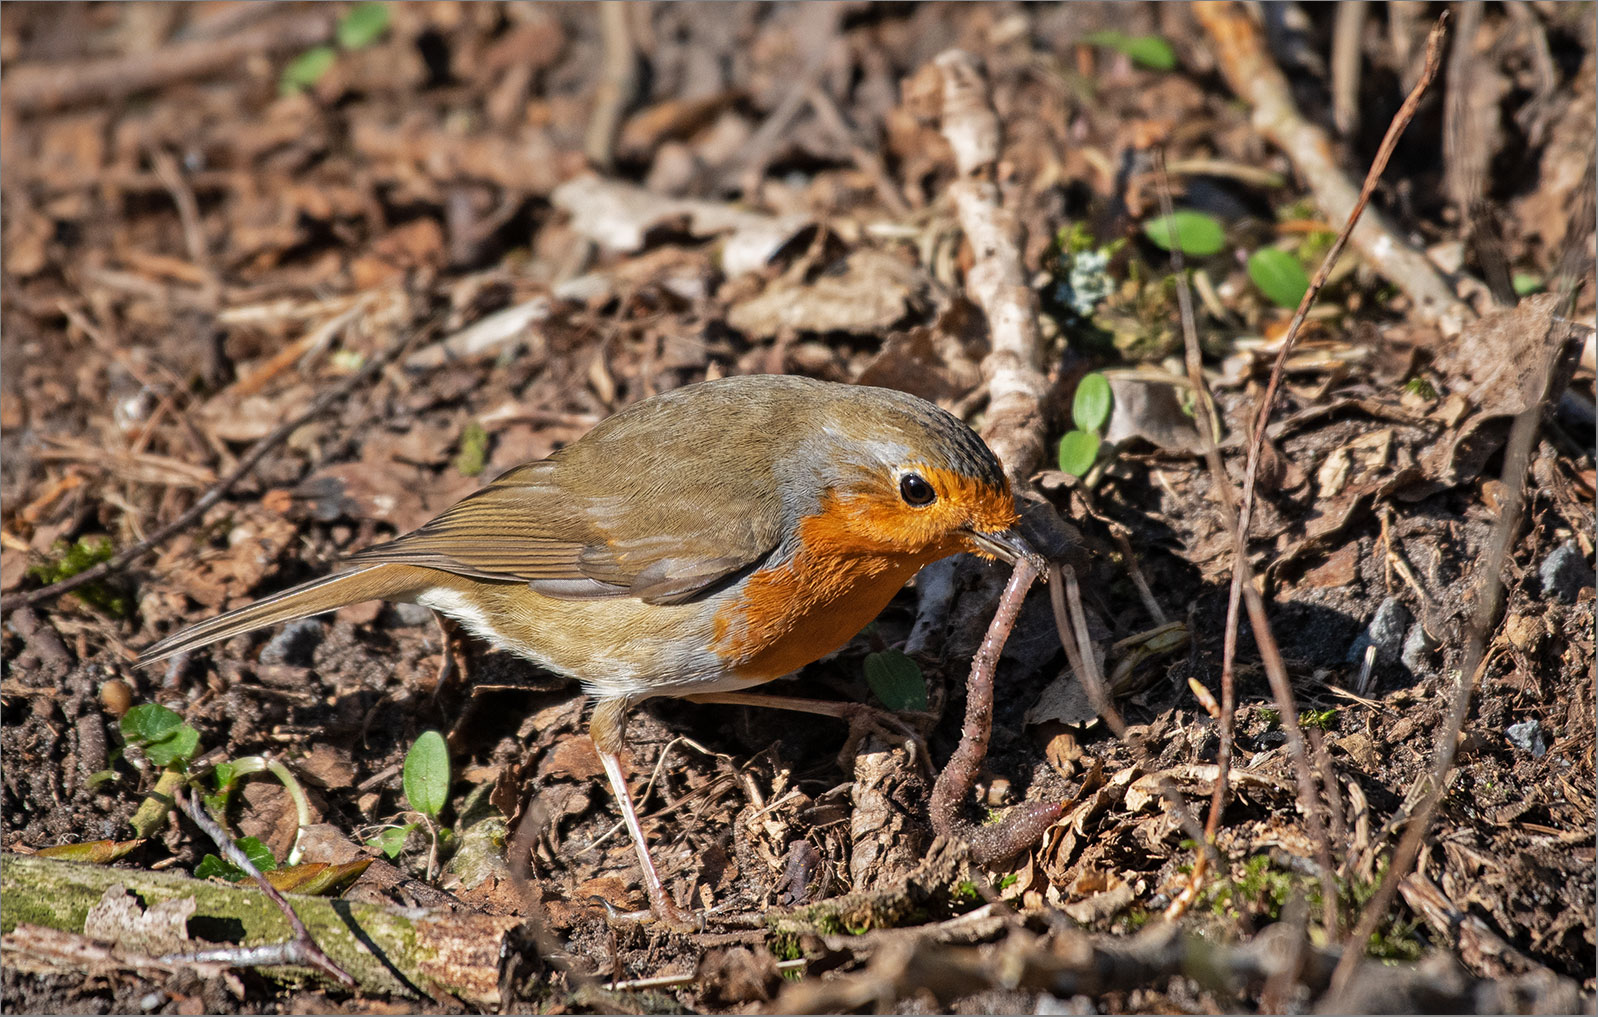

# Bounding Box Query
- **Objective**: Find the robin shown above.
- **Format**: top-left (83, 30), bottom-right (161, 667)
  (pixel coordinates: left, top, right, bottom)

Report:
top-left (141, 373), bottom-right (1038, 926)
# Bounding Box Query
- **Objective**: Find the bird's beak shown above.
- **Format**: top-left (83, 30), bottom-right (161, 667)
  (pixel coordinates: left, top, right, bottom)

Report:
top-left (966, 526), bottom-right (1045, 571)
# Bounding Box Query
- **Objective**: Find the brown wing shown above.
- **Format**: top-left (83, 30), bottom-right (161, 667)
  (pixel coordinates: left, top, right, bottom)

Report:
top-left (342, 456), bottom-right (784, 605)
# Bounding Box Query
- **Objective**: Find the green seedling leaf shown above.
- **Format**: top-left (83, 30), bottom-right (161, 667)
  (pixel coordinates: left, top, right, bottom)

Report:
top-left (265, 858), bottom-right (373, 895)
top-left (204, 760), bottom-right (241, 814)
top-left (1247, 248), bottom-right (1310, 308)
top-left (120, 703), bottom-right (184, 745)
top-left (455, 420), bottom-right (489, 477)
top-left (863, 650), bottom-right (926, 712)
top-left (142, 725), bottom-right (199, 769)
top-left (1299, 708), bottom-right (1338, 730)
top-left (1072, 372), bottom-right (1113, 432)
top-left (121, 704), bottom-right (201, 769)
top-left (337, 1), bottom-right (390, 49)
top-left (1142, 210), bottom-right (1226, 257)
top-left (37, 838), bottom-right (145, 864)
top-left (403, 730), bottom-right (450, 819)
top-left (1082, 30), bottom-right (1176, 71)
top-left (368, 824), bottom-right (415, 859)
top-left (1057, 429), bottom-right (1102, 477)
top-left (193, 856), bottom-right (234, 881)
top-left (195, 837), bottom-right (277, 882)
top-left (281, 45), bottom-right (337, 94)
top-left (238, 836), bottom-right (278, 872)
top-left (1403, 377), bottom-right (1437, 400)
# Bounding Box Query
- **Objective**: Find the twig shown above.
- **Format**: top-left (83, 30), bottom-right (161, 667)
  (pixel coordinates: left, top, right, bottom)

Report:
top-left (1397, 870), bottom-right (1552, 977)
top-left (1044, 565), bottom-right (1218, 888)
top-left (1443, 2), bottom-right (1492, 220)
top-left (3, 853), bottom-right (520, 1002)
top-left (1211, 16), bottom-right (1452, 927)
top-left (1110, 529), bottom-right (1168, 626)
top-left (167, 786), bottom-right (354, 987)
top-left (776, 914), bottom-right (1586, 1014)
top-left (1194, 2), bottom-right (1469, 336)
top-left (1330, 1), bottom-right (1369, 137)
top-left (909, 48), bottom-right (1063, 866)
top-left (1152, 152), bottom-right (1337, 930)
top-left (804, 84), bottom-right (913, 217)
top-left (148, 147), bottom-right (219, 306)
top-left (1163, 11), bottom-right (1450, 905)
top-left (1330, 317), bottom-right (1563, 990)
top-left (1230, 15), bottom-right (1449, 581)
top-left (712, 5), bottom-right (843, 195)
top-left (0, 319), bottom-right (427, 615)
top-left (4, 10), bottom-right (336, 114)
top-left (607, 958), bottom-right (806, 992)
top-left (925, 49), bottom-right (1051, 483)
top-left (583, 3), bottom-right (639, 172)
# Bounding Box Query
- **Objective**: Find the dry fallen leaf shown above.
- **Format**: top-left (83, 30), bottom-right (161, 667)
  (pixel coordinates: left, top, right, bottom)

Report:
top-left (727, 248), bottom-right (926, 339)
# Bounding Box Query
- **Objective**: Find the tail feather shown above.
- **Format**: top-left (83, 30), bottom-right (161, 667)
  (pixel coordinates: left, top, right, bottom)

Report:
top-left (138, 564), bottom-right (427, 666)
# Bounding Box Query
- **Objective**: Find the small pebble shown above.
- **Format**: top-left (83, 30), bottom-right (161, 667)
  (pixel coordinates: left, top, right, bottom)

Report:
top-left (1400, 622), bottom-right (1437, 673)
top-left (1506, 718), bottom-right (1548, 758)
top-left (1346, 596), bottom-right (1410, 665)
top-left (1538, 541), bottom-right (1594, 604)
top-left (99, 678), bottom-right (133, 717)
top-left (984, 777), bottom-right (1013, 807)
top-left (258, 617), bottom-right (323, 667)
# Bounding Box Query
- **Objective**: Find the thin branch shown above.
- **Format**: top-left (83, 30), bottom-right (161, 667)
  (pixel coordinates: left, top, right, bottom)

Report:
top-left (1330, 1), bottom-right (1369, 137)
top-left (1, 318), bottom-right (429, 615)
top-left (167, 786), bottom-right (354, 987)
top-left (4, 10), bottom-right (336, 114)
top-left (1193, 2), bottom-right (1468, 336)
top-left (583, 2), bottom-right (639, 172)
top-left (1152, 151), bottom-right (1337, 929)
top-left (1044, 565), bottom-right (1219, 886)
top-left (1206, 14), bottom-right (1449, 932)
top-left (1330, 321), bottom-right (1562, 989)
top-left (926, 49), bottom-right (1051, 484)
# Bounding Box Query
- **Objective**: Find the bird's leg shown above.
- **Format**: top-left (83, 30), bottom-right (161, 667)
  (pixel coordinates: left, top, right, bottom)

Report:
top-left (680, 690), bottom-right (927, 769)
top-left (589, 699), bottom-right (699, 931)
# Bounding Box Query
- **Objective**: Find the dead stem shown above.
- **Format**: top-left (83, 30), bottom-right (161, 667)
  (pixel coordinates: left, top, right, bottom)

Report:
top-left (0, 317), bottom-right (431, 616)
top-left (1153, 150), bottom-right (1338, 928)
top-left (1331, 329), bottom-right (1561, 990)
top-left (1194, 2), bottom-right (1468, 335)
top-left (167, 786), bottom-right (355, 987)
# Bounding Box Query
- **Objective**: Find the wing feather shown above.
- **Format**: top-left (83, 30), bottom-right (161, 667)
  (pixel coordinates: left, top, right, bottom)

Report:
top-left (343, 446), bottom-right (786, 603)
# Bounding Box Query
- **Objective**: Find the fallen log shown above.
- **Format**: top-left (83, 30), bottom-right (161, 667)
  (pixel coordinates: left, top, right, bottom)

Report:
top-left (0, 853), bottom-right (524, 1006)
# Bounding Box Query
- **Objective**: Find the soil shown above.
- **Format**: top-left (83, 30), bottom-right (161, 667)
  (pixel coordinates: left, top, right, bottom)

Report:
top-left (2, 3), bottom-right (1593, 1013)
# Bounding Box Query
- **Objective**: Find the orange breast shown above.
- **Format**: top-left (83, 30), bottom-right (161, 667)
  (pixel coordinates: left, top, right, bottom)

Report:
top-left (710, 500), bottom-right (960, 682)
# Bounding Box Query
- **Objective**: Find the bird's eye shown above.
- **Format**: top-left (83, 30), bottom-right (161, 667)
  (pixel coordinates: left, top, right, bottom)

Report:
top-left (899, 473), bottom-right (936, 506)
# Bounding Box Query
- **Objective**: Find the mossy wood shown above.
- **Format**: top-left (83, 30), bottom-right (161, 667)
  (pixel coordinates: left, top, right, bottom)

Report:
top-left (0, 854), bottom-right (521, 1005)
